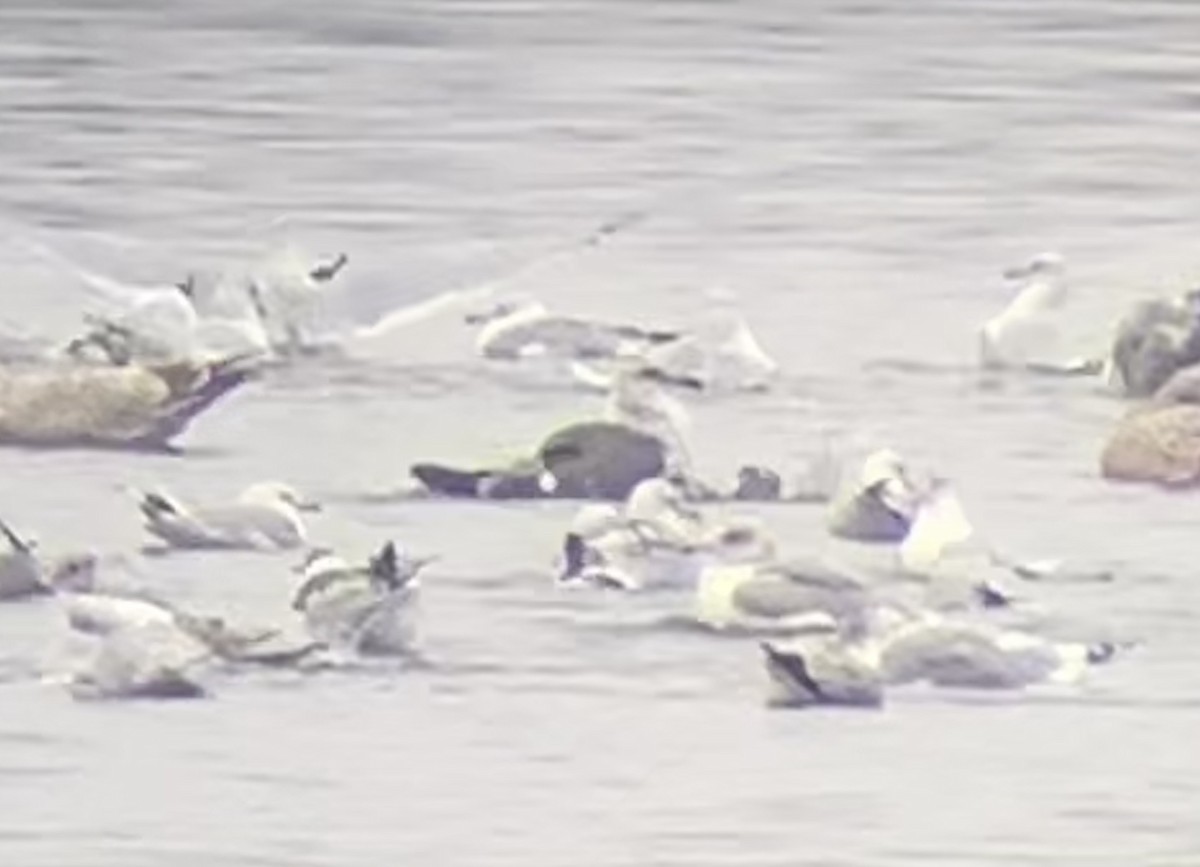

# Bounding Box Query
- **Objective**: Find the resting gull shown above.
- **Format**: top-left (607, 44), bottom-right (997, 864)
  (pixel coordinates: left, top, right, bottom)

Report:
top-left (877, 615), bottom-right (1118, 689)
top-left (760, 639), bottom-right (885, 709)
top-left (826, 448), bottom-right (921, 542)
top-left (603, 360), bottom-right (698, 475)
top-left (695, 552), bottom-right (873, 635)
top-left (557, 477), bottom-right (755, 591)
top-left (67, 621), bottom-right (212, 700)
top-left (136, 481), bottom-right (320, 551)
top-left (466, 295), bottom-right (679, 361)
top-left (572, 309), bottom-right (778, 394)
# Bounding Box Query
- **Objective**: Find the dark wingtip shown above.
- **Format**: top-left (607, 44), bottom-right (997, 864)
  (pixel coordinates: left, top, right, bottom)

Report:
top-left (1086, 642), bottom-right (1118, 665)
top-left (634, 366), bottom-right (705, 391)
top-left (559, 532), bottom-right (587, 582)
top-left (370, 541), bottom-right (399, 585)
top-left (974, 582), bottom-right (1012, 609)
top-left (0, 518), bottom-right (31, 553)
top-left (410, 463), bottom-right (489, 497)
top-left (133, 355), bottom-right (261, 448)
top-left (140, 491), bottom-right (178, 520)
top-left (760, 642), bottom-right (826, 700)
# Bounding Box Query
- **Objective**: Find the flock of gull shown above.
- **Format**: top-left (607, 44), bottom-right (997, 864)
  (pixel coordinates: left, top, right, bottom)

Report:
top-left (2, 236), bottom-right (1199, 708)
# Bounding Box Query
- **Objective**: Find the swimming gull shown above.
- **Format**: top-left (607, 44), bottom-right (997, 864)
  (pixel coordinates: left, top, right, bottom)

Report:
top-left (67, 620), bottom-right (211, 700)
top-left (826, 448), bottom-right (921, 542)
top-left (291, 541), bottom-right (434, 656)
top-left (465, 295), bottom-right (680, 361)
top-left (695, 551), bottom-right (873, 635)
top-left (603, 360), bottom-right (698, 475)
top-left (759, 638), bottom-right (885, 709)
top-left (136, 481), bottom-right (320, 551)
top-left (877, 614), bottom-right (1118, 689)
top-left (557, 477), bottom-right (744, 590)
top-left (978, 252), bottom-right (1098, 375)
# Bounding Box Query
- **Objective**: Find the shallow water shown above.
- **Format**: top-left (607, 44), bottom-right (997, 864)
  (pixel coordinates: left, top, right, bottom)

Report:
top-left (1, 1), bottom-right (1200, 864)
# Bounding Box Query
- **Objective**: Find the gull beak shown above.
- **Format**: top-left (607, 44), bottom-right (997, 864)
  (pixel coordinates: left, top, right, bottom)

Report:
top-left (295, 499), bottom-right (322, 513)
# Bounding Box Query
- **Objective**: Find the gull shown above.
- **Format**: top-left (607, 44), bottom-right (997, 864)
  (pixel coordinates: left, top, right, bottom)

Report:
top-left (67, 621), bottom-right (211, 700)
top-left (572, 309), bottom-right (778, 394)
top-left (466, 295), bottom-right (680, 361)
top-left (826, 448), bottom-right (922, 542)
top-left (557, 477), bottom-right (713, 591)
top-left (760, 639), bottom-right (885, 709)
top-left (291, 541), bottom-right (435, 656)
top-left (695, 552), bottom-right (873, 635)
top-left (136, 481), bottom-right (320, 551)
top-left (603, 361), bottom-right (698, 476)
top-left (978, 252), bottom-right (1098, 375)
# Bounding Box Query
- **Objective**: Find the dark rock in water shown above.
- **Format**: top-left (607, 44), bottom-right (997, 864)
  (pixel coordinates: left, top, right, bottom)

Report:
top-left (410, 421), bottom-right (667, 501)
top-left (1101, 364), bottom-right (1200, 487)
top-left (733, 465), bottom-right (782, 501)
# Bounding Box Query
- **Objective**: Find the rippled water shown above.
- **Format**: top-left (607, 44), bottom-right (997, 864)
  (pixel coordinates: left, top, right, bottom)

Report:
top-left (1, 1), bottom-right (1200, 864)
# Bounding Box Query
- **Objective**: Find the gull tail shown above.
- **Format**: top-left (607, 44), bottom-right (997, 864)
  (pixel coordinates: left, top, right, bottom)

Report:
top-left (138, 490), bottom-right (185, 523)
top-left (760, 641), bottom-right (826, 702)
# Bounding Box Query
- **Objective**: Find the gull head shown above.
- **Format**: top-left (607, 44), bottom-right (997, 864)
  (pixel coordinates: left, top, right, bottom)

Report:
top-left (368, 541), bottom-right (437, 590)
top-left (47, 552), bottom-right (100, 593)
top-left (241, 481), bottom-right (321, 513)
top-left (626, 476), bottom-right (700, 524)
top-left (1003, 250), bottom-right (1064, 282)
top-left (464, 295), bottom-right (545, 326)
